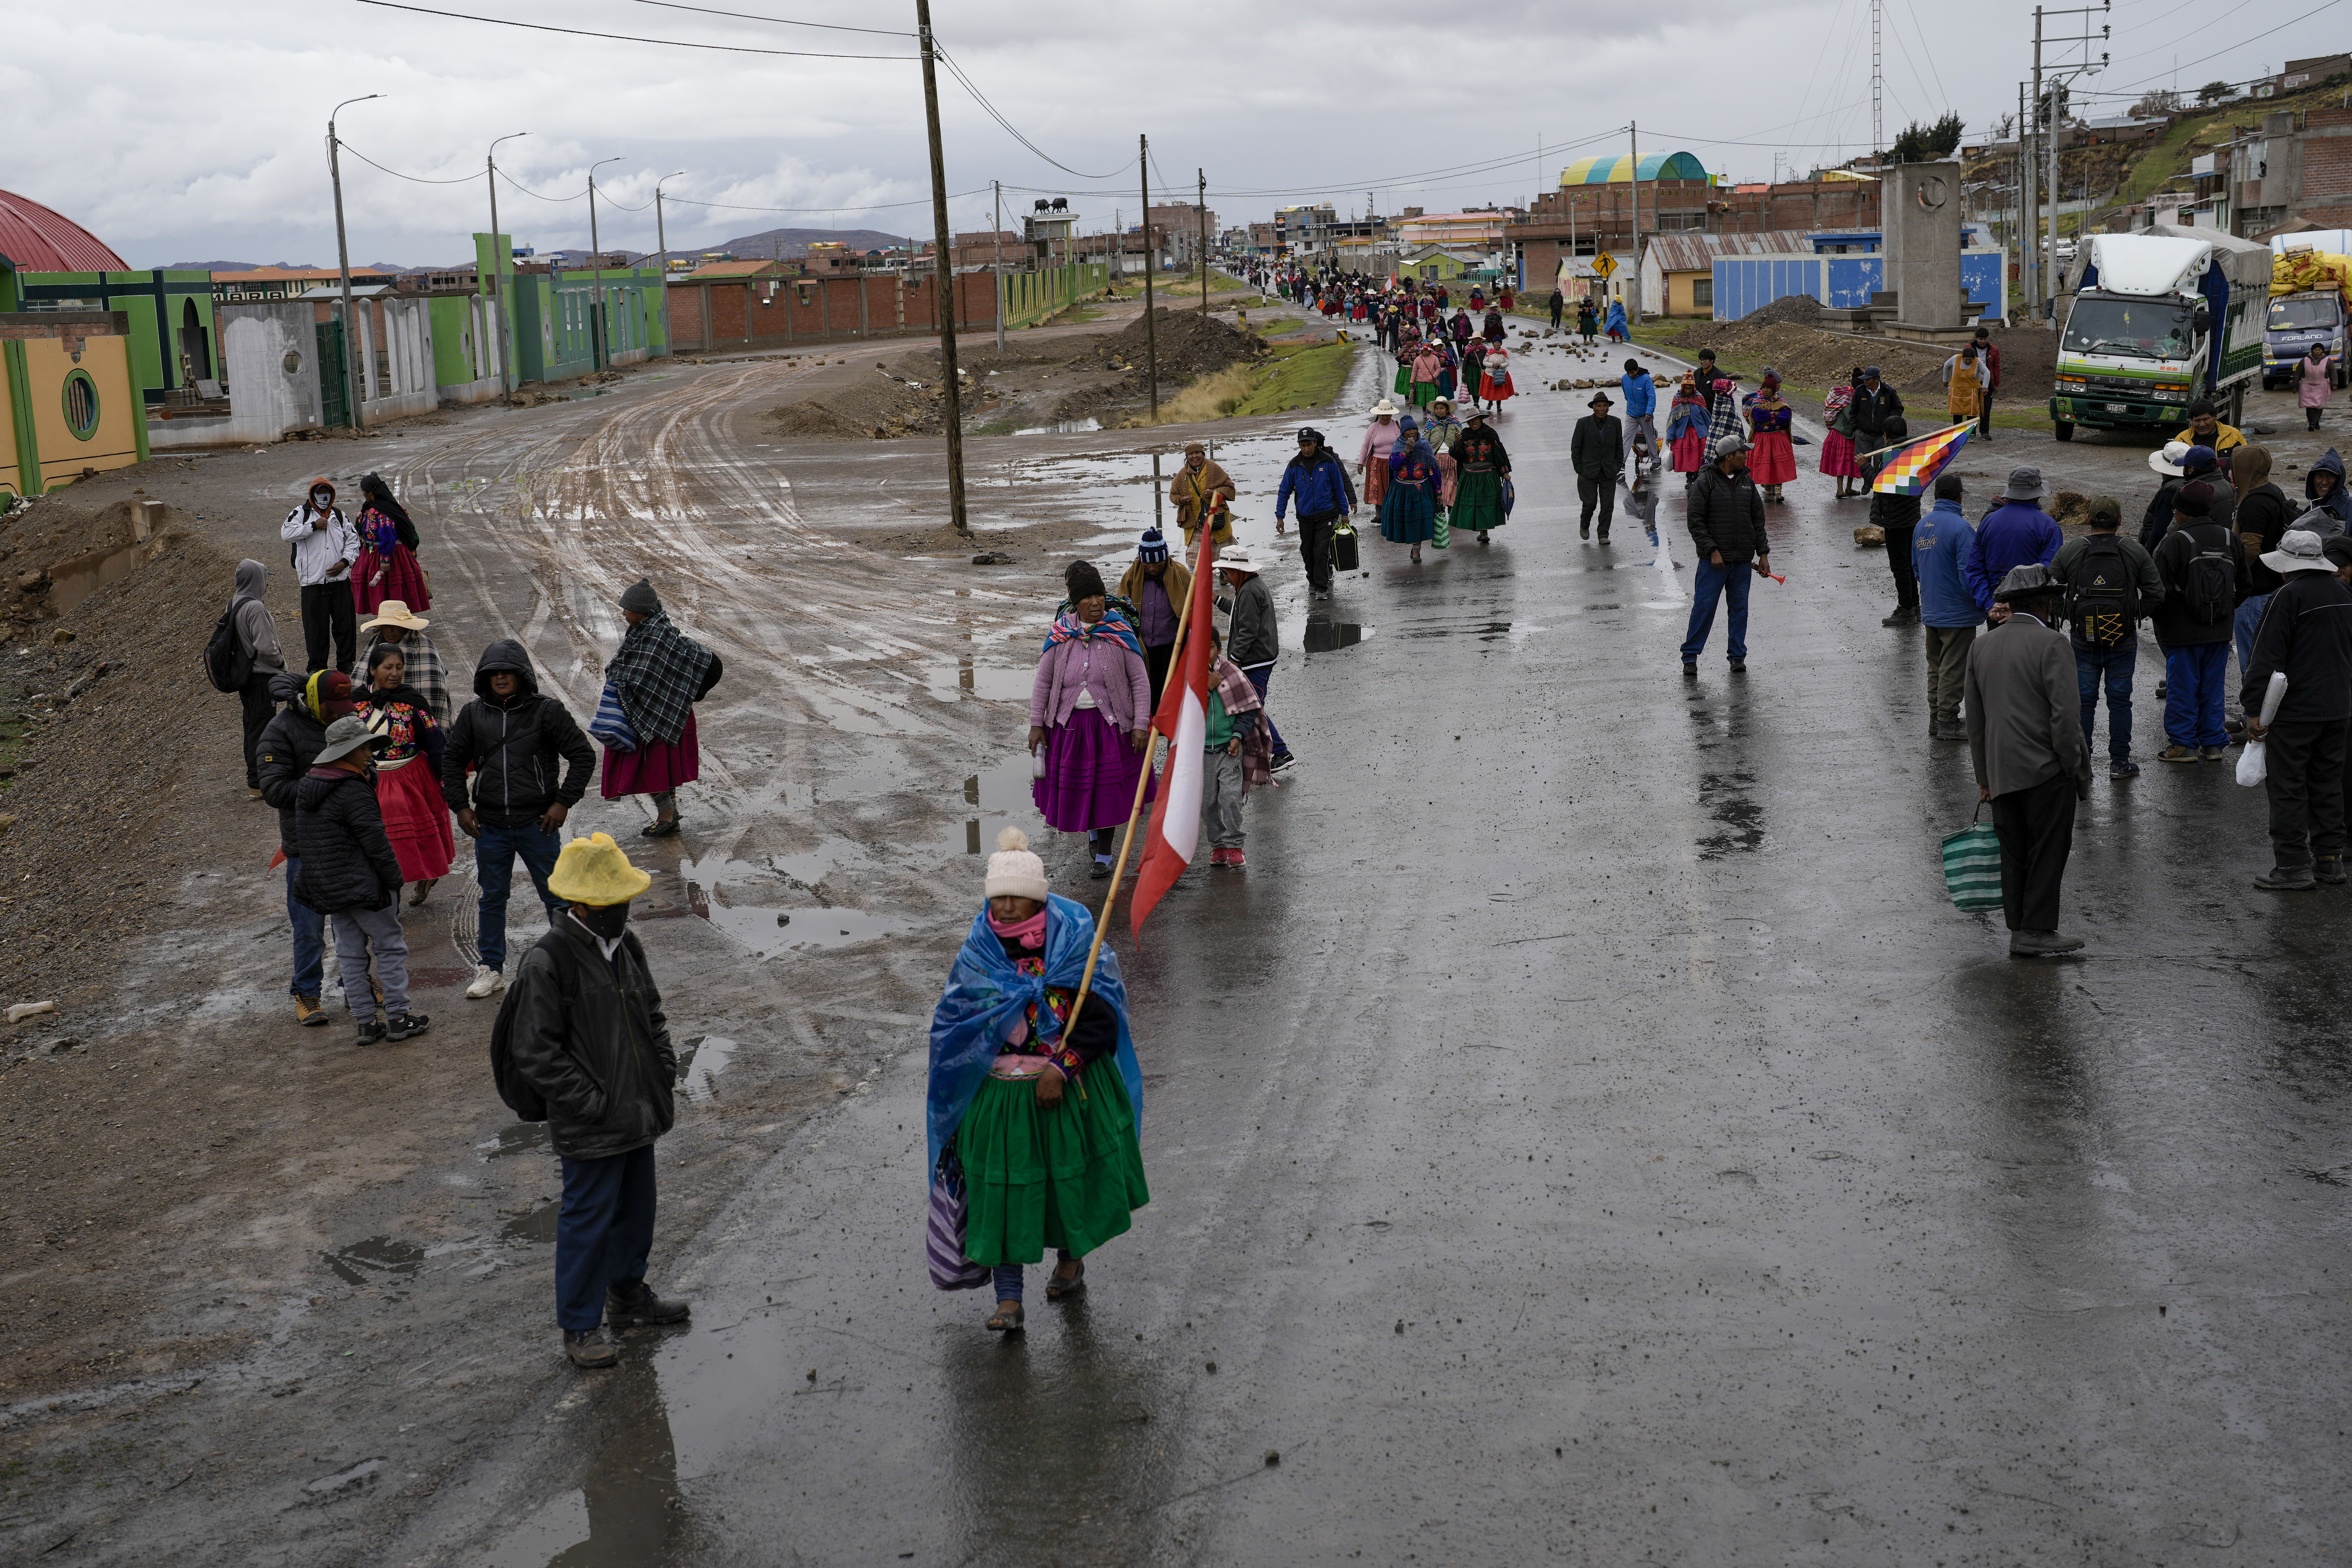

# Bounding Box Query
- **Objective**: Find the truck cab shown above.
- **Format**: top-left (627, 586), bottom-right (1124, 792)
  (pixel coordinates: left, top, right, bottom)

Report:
top-left (2262, 291), bottom-right (2350, 389)
top-left (2048, 227), bottom-right (2269, 441)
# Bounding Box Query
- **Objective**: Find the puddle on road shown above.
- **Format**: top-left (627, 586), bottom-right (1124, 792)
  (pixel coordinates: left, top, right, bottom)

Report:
top-left (1303, 617), bottom-right (1371, 653)
top-left (679, 1033), bottom-right (739, 1101)
top-left (476, 1123), bottom-right (552, 1161)
top-left (1013, 418), bottom-right (1102, 435)
top-left (323, 1236), bottom-right (425, 1288)
top-left (500, 1199), bottom-right (560, 1246)
top-left (1696, 771), bottom-right (1765, 859)
top-left (681, 853), bottom-right (905, 957)
top-left (1393, 619), bottom-right (1515, 642)
top-left (924, 656), bottom-right (1032, 705)
top-left (957, 757), bottom-right (1036, 856)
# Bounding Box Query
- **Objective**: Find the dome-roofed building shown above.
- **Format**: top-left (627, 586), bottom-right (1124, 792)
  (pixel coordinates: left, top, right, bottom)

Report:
top-left (1559, 152), bottom-right (1715, 186)
top-left (0, 188), bottom-right (129, 273)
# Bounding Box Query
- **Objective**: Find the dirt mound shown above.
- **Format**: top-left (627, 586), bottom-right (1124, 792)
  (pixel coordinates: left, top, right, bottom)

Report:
top-left (768, 351), bottom-right (948, 438)
top-left (1743, 293), bottom-right (1826, 327)
top-left (1667, 317), bottom-right (1953, 393)
top-left (1077, 308), bottom-right (1268, 384)
top-left (0, 492), bottom-right (234, 1010)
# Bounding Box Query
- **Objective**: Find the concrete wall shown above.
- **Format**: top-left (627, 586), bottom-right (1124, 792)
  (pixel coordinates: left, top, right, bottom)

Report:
top-left (204, 302), bottom-right (323, 446)
top-left (1883, 162), bottom-right (1965, 329)
top-left (666, 269), bottom-right (1040, 353)
top-left (356, 295), bottom-right (436, 423)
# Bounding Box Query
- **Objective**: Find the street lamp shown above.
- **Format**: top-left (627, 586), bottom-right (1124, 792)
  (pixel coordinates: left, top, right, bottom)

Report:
top-left (487, 131), bottom-right (527, 398)
top-left (586, 156), bottom-right (623, 366)
top-left (327, 93), bottom-right (383, 431)
top-left (654, 171), bottom-right (686, 274)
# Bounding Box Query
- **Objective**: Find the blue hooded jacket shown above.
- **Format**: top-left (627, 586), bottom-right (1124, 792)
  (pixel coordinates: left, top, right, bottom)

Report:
top-left (926, 894), bottom-right (1144, 1173)
top-left (1620, 369), bottom-right (1656, 420)
top-left (1276, 449), bottom-right (1357, 521)
top-left (1966, 500), bottom-right (2063, 607)
top-left (1914, 498), bottom-right (1988, 626)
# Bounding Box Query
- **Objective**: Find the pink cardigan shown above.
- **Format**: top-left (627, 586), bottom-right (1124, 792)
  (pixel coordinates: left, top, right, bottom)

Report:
top-left (1358, 420), bottom-right (1399, 467)
top-left (1030, 633), bottom-right (1151, 732)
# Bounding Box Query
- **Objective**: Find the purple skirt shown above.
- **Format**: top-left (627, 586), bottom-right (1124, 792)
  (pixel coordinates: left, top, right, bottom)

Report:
top-left (1034, 707), bottom-right (1150, 833)
top-left (601, 708), bottom-right (701, 797)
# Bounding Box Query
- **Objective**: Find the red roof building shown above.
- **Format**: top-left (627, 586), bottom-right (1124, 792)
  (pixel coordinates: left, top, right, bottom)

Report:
top-left (0, 189), bottom-right (128, 272)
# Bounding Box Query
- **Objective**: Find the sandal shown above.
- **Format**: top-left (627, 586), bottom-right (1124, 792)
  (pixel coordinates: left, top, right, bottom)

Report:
top-left (985, 1301), bottom-right (1025, 1332)
top-left (641, 818), bottom-right (681, 838)
top-left (407, 877), bottom-right (437, 908)
top-left (1046, 1260), bottom-right (1086, 1301)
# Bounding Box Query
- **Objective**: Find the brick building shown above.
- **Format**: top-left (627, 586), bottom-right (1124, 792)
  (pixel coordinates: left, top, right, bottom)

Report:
top-left (2231, 104), bottom-right (2352, 236)
top-left (1506, 177), bottom-right (1881, 294)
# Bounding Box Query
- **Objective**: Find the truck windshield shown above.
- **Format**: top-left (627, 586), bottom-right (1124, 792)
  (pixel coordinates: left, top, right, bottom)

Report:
top-left (2269, 296), bottom-right (2340, 331)
top-left (2062, 297), bottom-right (2194, 361)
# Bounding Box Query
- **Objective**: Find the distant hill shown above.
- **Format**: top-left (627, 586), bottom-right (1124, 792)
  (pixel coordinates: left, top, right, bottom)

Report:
top-left (642, 228), bottom-right (916, 270)
top-left (163, 260), bottom-right (270, 272)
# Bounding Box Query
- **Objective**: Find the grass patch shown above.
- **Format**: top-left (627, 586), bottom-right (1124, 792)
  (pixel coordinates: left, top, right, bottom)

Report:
top-left (1048, 304), bottom-right (1105, 326)
top-left (973, 415), bottom-right (1019, 436)
top-left (1125, 340), bottom-right (1356, 426)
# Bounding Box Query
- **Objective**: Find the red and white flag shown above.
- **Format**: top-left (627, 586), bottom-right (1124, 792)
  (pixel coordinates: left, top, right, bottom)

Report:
top-left (1128, 528), bottom-right (1218, 937)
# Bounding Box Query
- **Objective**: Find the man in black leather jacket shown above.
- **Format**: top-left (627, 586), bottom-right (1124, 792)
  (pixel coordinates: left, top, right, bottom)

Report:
top-left (1681, 436), bottom-right (1773, 676)
top-left (500, 831), bottom-right (688, 1368)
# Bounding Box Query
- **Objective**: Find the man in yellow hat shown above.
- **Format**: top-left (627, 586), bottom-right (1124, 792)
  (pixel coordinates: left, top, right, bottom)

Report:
top-left (496, 832), bottom-right (689, 1368)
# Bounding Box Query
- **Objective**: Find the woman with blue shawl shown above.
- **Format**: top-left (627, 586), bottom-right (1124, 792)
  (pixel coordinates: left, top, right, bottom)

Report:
top-left (1378, 415), bottom-right (1441, 562)
top-left (928, 828), bottom-right (1150, 1332)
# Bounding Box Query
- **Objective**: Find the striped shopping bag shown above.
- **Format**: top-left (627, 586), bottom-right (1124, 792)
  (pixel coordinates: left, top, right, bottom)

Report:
top-left (927, 1149), bottom-right (990, 1292)
top-left (1940, 808), bottom-right (2005, 913)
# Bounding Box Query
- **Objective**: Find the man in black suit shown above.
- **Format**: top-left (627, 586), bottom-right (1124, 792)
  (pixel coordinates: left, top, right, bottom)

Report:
top-left (1571, 391), bottom-right (1625, 542)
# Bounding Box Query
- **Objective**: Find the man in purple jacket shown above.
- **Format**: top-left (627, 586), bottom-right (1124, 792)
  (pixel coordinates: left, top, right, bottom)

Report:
top-left (1967, 466), bottom-right (2065, 615)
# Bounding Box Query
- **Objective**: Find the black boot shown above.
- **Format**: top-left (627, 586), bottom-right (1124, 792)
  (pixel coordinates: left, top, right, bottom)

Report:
top-left (564, 1327), bottom-right (622, 1369)
top-left (607, 1281), bottom-right (692, 1327)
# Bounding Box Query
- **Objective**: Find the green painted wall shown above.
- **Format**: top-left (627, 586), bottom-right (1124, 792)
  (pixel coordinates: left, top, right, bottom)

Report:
top-left (510, 264), bottom-right (669, 384)
top-left (15, 269), bottom-right (217, 405)
top-left (1000, 262), bottom-right (1111, 330)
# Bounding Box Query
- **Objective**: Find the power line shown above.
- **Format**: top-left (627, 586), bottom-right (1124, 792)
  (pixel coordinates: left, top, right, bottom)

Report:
top-left (620, 0), bottom-right (910, 33)
top-left (932, 47), bottom-right (1130, 179)
top-left (351, 0), bottom-right (916, 57)
top-left (337, 142), bottom-right (481, 185)
top-left (2104, 0), bottom-right (2341, 83)
top-left (1000, 126), bottom-right (1629, 206)
top-left (661, 187), bottom-right (988, 214)
top-left (499, 168), bottom-right (589, 202)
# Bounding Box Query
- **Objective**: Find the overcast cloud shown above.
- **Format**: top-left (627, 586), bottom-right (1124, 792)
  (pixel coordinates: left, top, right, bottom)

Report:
top-left (2, 0), bottom-right (2330, 267)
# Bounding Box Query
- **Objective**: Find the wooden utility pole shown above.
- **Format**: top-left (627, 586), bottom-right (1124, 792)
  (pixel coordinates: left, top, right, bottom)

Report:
top-left (993, 180), bottom-right (1005, 356)
top-left (1141, 133), bottom-right (1158, 420)
top-left (915, 0), bottom-right (969, 534)
top-left (1198, 169), bottom-right (1209, 314)
top-left (328, 95), bottom-right (381, 431)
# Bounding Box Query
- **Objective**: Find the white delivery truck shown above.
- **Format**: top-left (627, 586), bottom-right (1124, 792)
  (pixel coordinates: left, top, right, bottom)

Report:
top-left (2049, 225), bottom-right (2270, 440)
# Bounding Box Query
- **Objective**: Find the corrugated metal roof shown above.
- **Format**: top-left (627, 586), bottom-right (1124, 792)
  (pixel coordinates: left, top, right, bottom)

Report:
top-left (0, 188), bottom-right (128, 273)
top-left (1644, 231), bottom-right (1819, 272)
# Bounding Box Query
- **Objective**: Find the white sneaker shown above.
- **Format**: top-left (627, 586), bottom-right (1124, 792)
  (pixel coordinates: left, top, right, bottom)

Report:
top-left (465, 964), bottom-right (505, 1000)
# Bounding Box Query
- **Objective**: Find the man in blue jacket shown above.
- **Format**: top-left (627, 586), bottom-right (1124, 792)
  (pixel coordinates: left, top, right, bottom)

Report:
top-left (1619, 358), bottom-right (1657, 469)
top-left (1274, 426), bottom-right (1357, 601)
top-left (1967, 466), bottom-right (2064, 611)
top-left (1913, 474), bottom-right (1990, 740)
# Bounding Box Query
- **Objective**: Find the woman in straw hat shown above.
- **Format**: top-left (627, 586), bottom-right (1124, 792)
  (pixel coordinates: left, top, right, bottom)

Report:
top-left (926, 827), bottom-right (1149, 1332)
top-left (504, 831), bottom-right (692, 1369)
top-left (354, 599), bottom-right (449, 725)
top-left (361, 642), bottom-right (454, 906)
top-left (1357, 402), bottom-right (1401, 511)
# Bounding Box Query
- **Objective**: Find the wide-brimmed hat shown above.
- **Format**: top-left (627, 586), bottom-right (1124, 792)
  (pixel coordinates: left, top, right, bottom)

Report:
top-left (1589, 392), bottom-right (1615, 409)
top-left (2001, 465), bottom-right (2050, 501)
top-left (547, 831), bottom-right (654, 907)
top-left (2263, 529), bottom-right (2334, 574)
top-left (359, 599), bottom-right (429, 632)
top-left (1996, 563), bottom-right (2060, 598)
top-left (1371, 400), bottom-right (1399, 418)
top-left (2149, 440), bottom-right (2218, 477)
top-left (1429, 396), bottom-right (1453, 410)
top-left (1217, 548), bottom-right (1265, 575)
top-left (314, 713), bottom-right (389, 767)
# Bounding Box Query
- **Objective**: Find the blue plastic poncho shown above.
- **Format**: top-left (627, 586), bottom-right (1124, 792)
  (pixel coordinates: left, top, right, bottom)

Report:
top-left (925, 892), bottom-right (1145, 1173)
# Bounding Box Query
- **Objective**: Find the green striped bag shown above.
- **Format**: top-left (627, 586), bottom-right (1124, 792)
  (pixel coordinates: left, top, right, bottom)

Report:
top-left (1940, 808), bottom-right (2004, 913)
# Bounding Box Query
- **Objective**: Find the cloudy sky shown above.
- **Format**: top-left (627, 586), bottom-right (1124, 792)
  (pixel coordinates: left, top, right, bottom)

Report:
top-left (3, 0), bottom-right (2333, 268)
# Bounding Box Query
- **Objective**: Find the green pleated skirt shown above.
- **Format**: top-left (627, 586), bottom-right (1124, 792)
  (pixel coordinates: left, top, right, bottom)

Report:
top-left (957, 1066), bottom-right (1149, 1266)
top-left (1452, 467), bottom-right (1506, 530)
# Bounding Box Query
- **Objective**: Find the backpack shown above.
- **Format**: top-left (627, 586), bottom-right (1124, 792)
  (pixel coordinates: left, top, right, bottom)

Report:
top-left (2179, 525), bottom-right (2236, 625)
top-left (204, 605), bottom-right (253, 693)
top-left (2067, 534), bottom-right (2140, 647)
top-left (486, 938), bottom-right (557, 1122)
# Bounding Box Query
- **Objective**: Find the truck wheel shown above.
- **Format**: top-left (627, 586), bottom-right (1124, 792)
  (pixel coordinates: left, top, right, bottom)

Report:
top-left (2053, 420), bottom-right (2075, 441)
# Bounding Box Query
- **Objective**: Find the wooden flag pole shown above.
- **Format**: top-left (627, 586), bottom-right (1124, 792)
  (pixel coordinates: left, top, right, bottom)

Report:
top-left (1063, 525), bottom-right (1218, 1063)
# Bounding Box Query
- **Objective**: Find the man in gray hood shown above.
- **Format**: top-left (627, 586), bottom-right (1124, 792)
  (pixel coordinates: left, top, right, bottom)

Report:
top-left (231, 560), bottom-right (286, 797)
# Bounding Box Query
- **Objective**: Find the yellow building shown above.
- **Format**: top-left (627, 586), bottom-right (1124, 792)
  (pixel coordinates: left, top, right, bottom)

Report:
top-left (0, 302), bottom-right (147, 497)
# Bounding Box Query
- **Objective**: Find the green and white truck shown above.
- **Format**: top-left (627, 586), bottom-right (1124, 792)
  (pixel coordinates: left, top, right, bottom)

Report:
top-left (2048, 225), bottom-right (2270, 440)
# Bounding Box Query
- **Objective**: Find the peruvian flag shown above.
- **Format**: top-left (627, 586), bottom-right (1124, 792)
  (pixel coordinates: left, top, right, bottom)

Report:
top-left (1128, 527), bottom-right (1218, 937)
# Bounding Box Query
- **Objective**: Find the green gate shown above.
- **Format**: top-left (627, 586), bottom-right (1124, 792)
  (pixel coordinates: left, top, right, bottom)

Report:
top-left (315, 320), bottom-right (350, 429)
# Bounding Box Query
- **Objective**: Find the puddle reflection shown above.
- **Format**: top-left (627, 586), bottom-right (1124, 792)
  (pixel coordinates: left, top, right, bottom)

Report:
top-left (322, 1236), bottom-right (423, 1288)
top-left (1302, 616), bottom-right (1370, 653)
top-left (1695, 770), bottom-right (1765, 859)
top-left (484, 1359), bottom-right (680, 1568)
top-left (499, 1199), bottom-right (560, 1246)
top-left (476, 1123), bottom-right (552, 1162)
top-left (679, 1033), bottom-right (739, 1101)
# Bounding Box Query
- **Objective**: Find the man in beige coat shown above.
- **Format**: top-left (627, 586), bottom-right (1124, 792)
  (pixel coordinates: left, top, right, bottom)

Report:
top-left (1965, 564), bottom-right (2094, 957)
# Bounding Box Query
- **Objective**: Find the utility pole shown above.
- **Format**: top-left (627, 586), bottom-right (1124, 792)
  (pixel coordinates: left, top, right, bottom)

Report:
top-left (1872, 0), bottom-right (1884, 168)
top-left (2033, 4), bottom-right (2111, 325)
top-left (915, 0), bottom-right (969, 534)
top-left (2021, 81), bottom-right (2037, 317)
top-left (586, 156), bottom-right (622, 361)
top-left (1141, 133), bottom-right (1158, 422)
top-left (993, 181), bottom-right (1005, 356)
top-left (327, 94), bottom-right (381, 432)
top-left (486, 130), bottom-right (526, 401)
top-left (1630, 119), bottom-right (1644, 323)
top-left (1199, 169), bottom-right (1209, 315)
top-left (655, 170), bottom-right (685, 275)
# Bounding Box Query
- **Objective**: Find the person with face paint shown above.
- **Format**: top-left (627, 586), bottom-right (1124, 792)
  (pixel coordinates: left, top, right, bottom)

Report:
top-left (498, 832), bottom-right (689, 1369)
top-left (294, 714), bottom-right (426, 1045)
top-left (280, 478), bottom-right (363, 675)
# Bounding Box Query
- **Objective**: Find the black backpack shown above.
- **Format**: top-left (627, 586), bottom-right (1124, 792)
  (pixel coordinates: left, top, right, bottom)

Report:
top-left (486, 938), bottom-right (557, 1122)
top-left (204, 606), bottom-right (252, 693)
top-left (2179, 524), bottom-right (2236, 625)
top-left (2067, 534), bottom-right (2140, 647)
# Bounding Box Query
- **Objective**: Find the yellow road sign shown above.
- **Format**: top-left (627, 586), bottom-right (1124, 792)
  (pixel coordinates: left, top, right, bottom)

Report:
top-left (1590, 253), bottom-right (1617, 279)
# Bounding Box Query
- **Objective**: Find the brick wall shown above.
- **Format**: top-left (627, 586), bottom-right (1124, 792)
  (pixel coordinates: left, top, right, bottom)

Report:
top-left (2301, 106), bottom-right (2352, 206)
top-left (666, 273), bottom-right (1001, 352)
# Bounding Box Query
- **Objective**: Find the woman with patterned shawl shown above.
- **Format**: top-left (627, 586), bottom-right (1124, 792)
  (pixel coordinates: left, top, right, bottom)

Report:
top-left (600, 578), bottom-right (718, 838)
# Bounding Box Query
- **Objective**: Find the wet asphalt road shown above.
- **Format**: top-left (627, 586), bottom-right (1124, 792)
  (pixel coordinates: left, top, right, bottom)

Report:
top-left (411, 342), bottom-right (2352, 1567)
